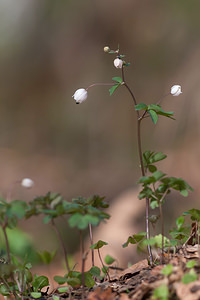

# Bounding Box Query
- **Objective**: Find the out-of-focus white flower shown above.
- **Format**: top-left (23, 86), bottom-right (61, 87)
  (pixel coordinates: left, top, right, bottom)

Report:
top-left (72, 88), bottom-right (88, 104)
top-left (21, 178), bottom-right (34, 188)
top-left (104, 46), bottom-right (110, 53)
top-left (114, 58), bottom-right (123, 69)
top-left (171, 85), bottom-right (182, 96)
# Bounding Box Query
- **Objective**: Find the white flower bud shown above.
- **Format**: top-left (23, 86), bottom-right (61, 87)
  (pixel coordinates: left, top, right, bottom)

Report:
top-left (114, 58), bottom-right (123, 69)
top-left (21, 178), bottom-right (34, 188)
top-left (104, 46), bottom-right (110, 53)
top-left (72, 88), bottom-right (88, 104)
top-left (171, 85), bottom-right (182, 96)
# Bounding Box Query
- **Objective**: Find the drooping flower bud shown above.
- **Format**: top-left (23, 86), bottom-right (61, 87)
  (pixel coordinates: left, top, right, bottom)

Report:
top-left (171, 85), bottom-right (182, 96)
top-left (72, 88), bottom-right (88, 104)
top-left (21, 178), bottom-right (34, 188)
top-left (104, 46), bottom-right (110, 53)
top-left (114, 58), bottom-right (123, 69)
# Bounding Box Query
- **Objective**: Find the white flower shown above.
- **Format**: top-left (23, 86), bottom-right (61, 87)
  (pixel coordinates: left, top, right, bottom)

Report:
top-left (171, 85), bottom-right (182, 96)
top-left (21, 178), bottom-right (34, 188)
top-left (114, 58), bottom-right (123, 69)
top-left (104, 46), bottom-right (110, 53)
top-left (72, 88), bottom-right (88, 104)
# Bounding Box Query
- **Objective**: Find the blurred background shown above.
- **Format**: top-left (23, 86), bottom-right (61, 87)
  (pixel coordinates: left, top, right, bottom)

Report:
top-left (0, 0), bottom-right (200, 272)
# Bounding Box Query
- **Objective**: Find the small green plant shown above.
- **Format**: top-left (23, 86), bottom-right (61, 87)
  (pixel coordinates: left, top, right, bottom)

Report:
top-left (73, 46), bottom-right (192, 265)
top-left (152, 284), bottom-right (169, 300)
top-left (0, 46), bottom-right (198, 298)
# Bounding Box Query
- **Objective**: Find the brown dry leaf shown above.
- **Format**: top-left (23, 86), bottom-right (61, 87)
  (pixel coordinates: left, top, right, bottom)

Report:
top-left (88, 287), bottom-right (116, 300)
top-left (186, 245), bottom-right (199, 253)
top-left (174, 280), bottom-right (200, 300)
top-left (150, 264), bottom-right (164, 276)
top-left (130, 277), bottom-right (168, 300)
top-left (119, 293), bottom-right (130, 300)
top-left (119, 259), bottom-right (149, 280)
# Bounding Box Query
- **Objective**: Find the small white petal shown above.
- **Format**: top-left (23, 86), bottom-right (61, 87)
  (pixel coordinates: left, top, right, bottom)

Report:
top-left (21, 178), bottom-right (34, 188)
top-left (114, 58), bottom-right (123, 69)
top-left (72, 88), bottom-right (88, 104)
top-left (171, 85), bottom-right (182, 96)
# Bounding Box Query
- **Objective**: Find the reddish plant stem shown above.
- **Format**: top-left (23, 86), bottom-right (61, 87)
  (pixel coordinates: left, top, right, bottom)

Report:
top-left (86, 83), bottom-right (116, 90)
top-left (79, 230), bottom-right (85, 296)
top-left (51, 219), bottom-right (70, 273)
top-left (97, 248), bottom-right (110, 281)
top-left (121, 66), bottom-right (153, 265)
top-left (88, 224), bottom-right (94, 267)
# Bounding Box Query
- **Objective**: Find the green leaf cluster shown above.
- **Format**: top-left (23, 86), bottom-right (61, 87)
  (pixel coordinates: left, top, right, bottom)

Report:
top-left (183, 209), bottom-right (200, 222)
top-left (135, 103), bottom-right (175, 124)
top-left (169, 215), bottom-right (190, 245)
top-left (122, 232), bottom-right (146, 248)
top-left (0, 198), bottom-right (27, 229)
top-left (109, 77), bottom-right (123, 96)
top-left (138, 152), bottom-right (193, 209)
top-left (26, 193), bottom-right (110, 230)
top-left (54, 266), bottom-right (101, 288)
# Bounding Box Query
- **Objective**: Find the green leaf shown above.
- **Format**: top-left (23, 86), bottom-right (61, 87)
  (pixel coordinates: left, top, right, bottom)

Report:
top-left (148, 109), bottom-right (158, 124)
top-left (90, 240), bottom-right (108, 249)
top-left (108, 50), bottom-right (117, 54)
top-left (43, 215), bottom-right (52, 224)
top-left (161, 264), bottom-right (173, 276)
top-left (150, 152), bottom-right (167, 163)
top-left (184, 209), bottom-right (200, 221)
top-left (135, 103), bottom-right (148, 111)
top-left (176, 216), bottom-right (185, 230)
top-left (109, 84), bottom-right (120, 96)
top-left (122, 232), bottom-right (146, 248)
top-left (89, 266), bottom-right (101, 278)
top-left (0, 284), bottom-right (10, 296)
top-left (150, 200), bottom-right (159, 209)
top-left (68, 213), bottom-right (99, 230)
top-left (66, 277), bottom-right (81, 287)
top-left (182, 269), bottom-right (197, 284)
top-left (57, 287), bottom-right (69, 293)
top-left (54, 275), bottom-right (67, 285)
top-left (138, 187), bottom-right (153, 200)
top-left (153, 284), bottom-right (169, 300)
top-left (32, 275), bottom-right (49, 291)
top-left (53, 295), bottom-right (60, 300)
top-left (104, 255), bottom-right (115, 265)
top-left (148, 165), bottom-right (157, 173)
top-left (30, 292), bottom-right (42, 299)
top-left (180, 189), bottom-right (188, 197)
top-left (101, 265), bottom-right (109, 274)
top-left (79, 272), bottom-right (95, 288)
top-left (143, 234), bottom-right (170, 248)
top-left (37, 250), bottom-right (56, 264)
top-left (186, 260), bottom-right (197, 268)
top-left (112, 77), bottom-right (122, 83)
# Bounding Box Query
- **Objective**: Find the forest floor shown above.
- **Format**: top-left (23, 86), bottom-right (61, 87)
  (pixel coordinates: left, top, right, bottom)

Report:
top-left (43, 244), bottom-right (200, 300)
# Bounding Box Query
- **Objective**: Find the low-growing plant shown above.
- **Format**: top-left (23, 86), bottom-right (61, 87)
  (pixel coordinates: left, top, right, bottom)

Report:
top-left (0, 46), bottom-right (197, 298)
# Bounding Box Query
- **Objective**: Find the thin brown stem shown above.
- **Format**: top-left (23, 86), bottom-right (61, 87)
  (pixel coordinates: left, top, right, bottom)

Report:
top-left (79, 230), bottom-right (86, 300)
top-left (2, 225), bottom-right (11, 264)
top-left (97, 248), bottom-right (110, 281)
top-left (86, 83), bottom-right (116, 91)
top-left (88, 224), bottom-right (94, 267)
top-left (121, 66), bottom-right (153, 265)
top-left (158, 188), bottom-right (169, 264)
top-left (51, 219), bottom-right (70, 273)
